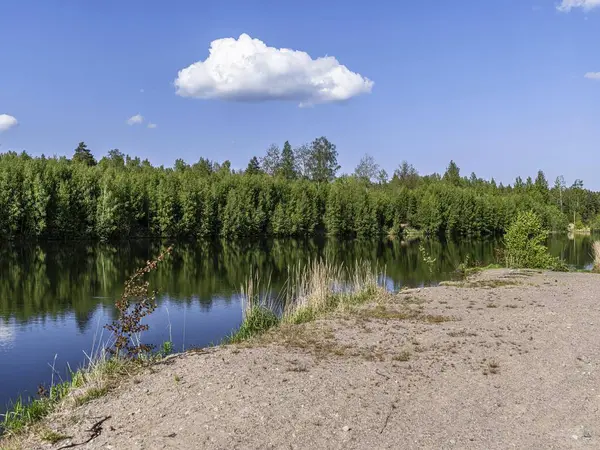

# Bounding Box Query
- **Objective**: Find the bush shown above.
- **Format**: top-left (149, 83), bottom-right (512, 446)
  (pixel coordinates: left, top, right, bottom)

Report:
top-left (228, 307), bottom-right (279, 343)
top-left (504, 211), bottom-right (562, 270)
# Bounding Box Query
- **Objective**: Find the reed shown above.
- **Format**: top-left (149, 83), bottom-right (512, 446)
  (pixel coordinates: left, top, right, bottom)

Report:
top-left (230, 258), bottom-right (384, 341)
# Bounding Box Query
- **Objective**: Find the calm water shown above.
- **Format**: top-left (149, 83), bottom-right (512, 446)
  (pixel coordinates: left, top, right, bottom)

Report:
top-left (0, 235), bottom-right (594, 413)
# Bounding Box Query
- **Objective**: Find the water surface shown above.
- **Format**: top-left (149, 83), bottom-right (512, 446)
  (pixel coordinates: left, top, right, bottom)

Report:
top-left (0, 235), bottom-right (593, 413)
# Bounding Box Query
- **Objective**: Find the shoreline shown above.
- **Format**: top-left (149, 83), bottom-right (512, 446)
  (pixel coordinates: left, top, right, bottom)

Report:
top-left (3, 268), bottom-right (600, 449)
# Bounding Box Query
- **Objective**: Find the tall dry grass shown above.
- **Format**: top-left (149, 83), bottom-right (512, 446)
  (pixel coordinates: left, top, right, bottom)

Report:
top-left (231, 258), bottom-right (383, 340)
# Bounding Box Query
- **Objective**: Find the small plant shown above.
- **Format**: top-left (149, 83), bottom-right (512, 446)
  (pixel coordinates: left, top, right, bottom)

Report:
top-left (488, 360), bottom-right (500, 374)
top-left (456, 255), bottom-right (471, 278)
top-left (392, 351), bottom-right (411, 362)
top-left (40, 428), bottom-right (71, 444)
top-left (161, 341), bottom-right (174, 356)
top-left (105, 246), bottom-right (173, 357)
top-left (73, 386), bottom-right (109, 406)
top-left (423, 314), bottom-right (453, 323)
top-left (419, 243), bottom-right (436, 273)
top-left (503, 211), bottom-right (563, 270)
top-left (174, 375), bottom-right (181, 383)
top-left (229, 306), bottom-right (279, 343)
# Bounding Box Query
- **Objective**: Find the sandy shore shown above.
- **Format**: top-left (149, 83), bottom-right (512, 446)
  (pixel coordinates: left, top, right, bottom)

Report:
top-left (6, 269), bottom-right (600, 449)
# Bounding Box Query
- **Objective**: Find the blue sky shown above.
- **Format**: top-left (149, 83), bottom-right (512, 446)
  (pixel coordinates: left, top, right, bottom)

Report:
top-left (1, 0), bottom-right (599, 187)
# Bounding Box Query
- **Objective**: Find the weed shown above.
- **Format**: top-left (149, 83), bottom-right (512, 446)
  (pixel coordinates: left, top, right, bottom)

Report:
top-left (423, 314), bottom-right (454, 324)
top-left (392, 351), bottom-right (411, 362)
top-left (1, 248), bottom-right (170, 438)
top-left (447, 330), bottom-right (478, 337)
top-left (40, 428), bottom-right (71, 444)
top-left (419, 243), bottom-right (436, 273)
top-left (488, 360), bottom-right (500, 374)
top-left (161, 341), bottom-right (174, 357)
top-left (229, 307), bottom-right (280, 343)
top-left (174, 375), bottom-right (181, 383)
top-left (105, 246), bottom-right (173, 357)
top-left (74, 386), bottom-right (109, 406)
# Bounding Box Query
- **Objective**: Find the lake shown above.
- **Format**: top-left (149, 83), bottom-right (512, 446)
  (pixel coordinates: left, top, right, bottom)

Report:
top-left (0, 235), bottom-right (594, 414)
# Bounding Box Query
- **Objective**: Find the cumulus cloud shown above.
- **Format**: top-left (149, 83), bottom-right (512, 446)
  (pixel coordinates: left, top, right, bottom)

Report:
top-left (147, 123), bottom-right (157, 129)
top-left (558, 0), bottom-right (600, 11)
top-left (0, 114), bottom-right (18, 132)
top-left (585, 72), bottom-right (600, 80)
top-left (174, 33), bottom-right (373, 106)
top-left (126, 114), bottom-right (144, 125)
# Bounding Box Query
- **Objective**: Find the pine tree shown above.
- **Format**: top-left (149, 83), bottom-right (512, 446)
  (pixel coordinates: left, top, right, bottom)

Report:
top-left (279, 141), bottom-right (297, 179)
top-left (72, 142), bottom-right (96, 166)
top-left (246, 156), bottom-right (261, 175)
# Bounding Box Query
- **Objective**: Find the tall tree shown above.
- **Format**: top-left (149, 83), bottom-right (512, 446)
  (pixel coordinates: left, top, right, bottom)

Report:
top-left (393, 161), bottom-right (419, 188)
top-left (534, 170), bottom-right (549, 199)
top-left (192, 157), bottom-right (214, 176)
top-left (72, 142), bottom-right (96, 166)
top-left (514, 176), bottom-right (524, 190)
top-left (443, 160), bottom-right (461, 186)
top-left (261, 144), bottom-right (281, 176)
top-left (554, 175), bottom-right (565, 212)
top-left (377, 169), bottom-right (388, 185)
top-left (246, 156), bottom-right (262, 175)
top-left (294, 144), bottom-right (311, 179)
top-left (278, 141), bottom-right (297, 179)
top-left (305, 137), bottom-right (340, 182)
top-left (354, 154), bottom-right (379, 182)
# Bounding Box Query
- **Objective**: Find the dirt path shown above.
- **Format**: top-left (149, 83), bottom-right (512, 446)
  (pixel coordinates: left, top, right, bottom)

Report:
top-left (11, 269), bottom-right (600, 449)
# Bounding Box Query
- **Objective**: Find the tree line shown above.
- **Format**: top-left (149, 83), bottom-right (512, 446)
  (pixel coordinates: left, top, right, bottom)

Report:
top-left (0, 138), bottom-right (598, 240)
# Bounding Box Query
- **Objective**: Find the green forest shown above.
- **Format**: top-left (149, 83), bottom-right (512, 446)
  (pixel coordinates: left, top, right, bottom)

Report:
top-left (0, 137), bottom-right (597, 240)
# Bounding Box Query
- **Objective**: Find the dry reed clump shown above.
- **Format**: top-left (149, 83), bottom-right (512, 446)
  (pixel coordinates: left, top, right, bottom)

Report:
top-left (229, 259), bottom-right (384, 342)
top-left (282, 259), bottom-right (381, 323)
top-left (592, 241), bottom-right (600, 273)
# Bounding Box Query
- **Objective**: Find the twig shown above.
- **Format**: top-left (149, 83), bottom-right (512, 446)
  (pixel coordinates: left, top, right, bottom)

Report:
top-left (379, 404), bottom-right (396, 434)
top-left (57, 416), bottom-right (111, 449)
top-left (375, 369), bottom-right (390, 380)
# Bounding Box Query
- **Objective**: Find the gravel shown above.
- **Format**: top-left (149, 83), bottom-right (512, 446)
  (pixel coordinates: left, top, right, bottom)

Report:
top-left (11, 269), bottom-right (600, 450)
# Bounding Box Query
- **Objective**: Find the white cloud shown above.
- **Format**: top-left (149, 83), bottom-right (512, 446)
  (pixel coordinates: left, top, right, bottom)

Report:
top-left (0, 114), bottom-right (18, 132)
top-left (147, 123), bottom-right (157, 129)
top-left (126, 114), bottom-right (144, 125)
top-left (174, 33), bottom-right (373, 106)
top-left (584, 72), bottom-right (600, 80)
top-left (558, 0), bottom-right (600, 11)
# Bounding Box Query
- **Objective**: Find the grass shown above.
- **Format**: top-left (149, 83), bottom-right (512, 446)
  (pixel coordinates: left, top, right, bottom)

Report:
top-left (39, 428), bottom-right (71, 444)
top-left (228, 258), bottom-right (383, 344)
top-left (423, 314), bottom-right (454, 324)
top-left (73, 386), bottom-right (109, 407)
top-left (392, 351), bottom-right (411, 362)
top-left (1, 350), bottom-right (141, 439)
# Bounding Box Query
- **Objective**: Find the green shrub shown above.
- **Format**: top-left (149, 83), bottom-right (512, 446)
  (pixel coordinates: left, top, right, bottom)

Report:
top-left (504, 211), bottom-right (562, 270)
top-left (228, 307), bottom-right (279, 343)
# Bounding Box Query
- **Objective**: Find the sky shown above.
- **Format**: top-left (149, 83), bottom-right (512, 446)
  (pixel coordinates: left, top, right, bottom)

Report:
top-left (1, 0), bottom-right (600, 187)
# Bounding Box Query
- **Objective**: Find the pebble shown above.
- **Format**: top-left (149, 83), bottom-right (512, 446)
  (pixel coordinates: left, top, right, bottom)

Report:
top-left (342, 426), bottom-right (351, 432)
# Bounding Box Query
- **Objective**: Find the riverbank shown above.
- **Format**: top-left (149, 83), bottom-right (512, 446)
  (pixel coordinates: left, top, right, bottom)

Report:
top-left (3, 269), bottom-right (600, 449)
